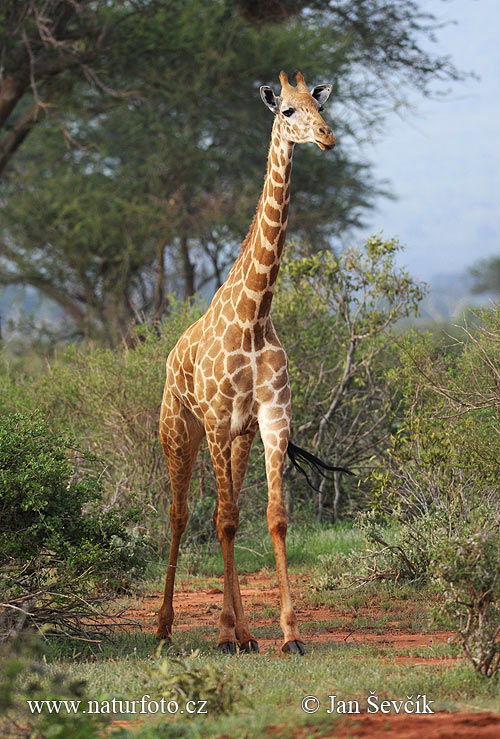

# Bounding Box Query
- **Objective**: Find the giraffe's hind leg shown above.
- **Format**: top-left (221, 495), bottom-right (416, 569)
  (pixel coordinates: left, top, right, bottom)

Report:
top-left (213, 431), bottom-right (259, 653)
top-left (157, 391), bottom-right (204, 641)
top-left (259, 406), bottom-right (304, 655)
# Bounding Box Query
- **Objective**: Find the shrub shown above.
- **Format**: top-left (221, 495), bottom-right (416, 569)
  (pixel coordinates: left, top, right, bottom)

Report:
top-left (315, 504), bottom-right (500, 680)
top-left (365, 306), bottom-right (500, 673)
top-left (314, 509), bottom-right (448, 590)
top-left (0, 300), bottom-right (205, 555)
top-left (0, 412), bottom-right (147, 640)
top-left (274, 237), bottom-right (425, 521)
top-left (371, 308), bottom-right (500, 520)
top-left (433, 510), bottom-right (500, 678)
top-left (0, 635), bottom-right (109, 738)
top-left (151, 648), bottom-right (251, 716)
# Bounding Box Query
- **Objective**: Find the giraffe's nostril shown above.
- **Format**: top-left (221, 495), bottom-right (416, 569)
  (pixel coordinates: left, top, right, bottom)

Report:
top-left (318, 126), bottom-right (331, 137)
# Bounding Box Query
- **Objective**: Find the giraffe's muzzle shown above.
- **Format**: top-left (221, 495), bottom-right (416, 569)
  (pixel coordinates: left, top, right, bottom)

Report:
top-left (315, 124), bottom-right (336, 151)
top-left (315, 139), bottom-right (336, 151)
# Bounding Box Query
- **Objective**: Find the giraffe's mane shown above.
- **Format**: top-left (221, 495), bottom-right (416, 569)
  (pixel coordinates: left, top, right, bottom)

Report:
top-left (239, 200), bottom-right (261, 252)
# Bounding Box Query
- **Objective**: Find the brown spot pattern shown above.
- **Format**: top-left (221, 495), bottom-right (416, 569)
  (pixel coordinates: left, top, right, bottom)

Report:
top-left (269, 263), bottom-right (280, 285)
top-left (224, 323), bottom-right (242, 350)
top-left (246, 262), bottom-right (269, 292)
top-left (262, 222), bottom-right (281, 243)
top-left (259, 247), bottom-right (276, 266)
top-left (226, 353), bottom-right (249, 375)
top-left (265, 203), bottom-right (280, 222)
top-left (258, 290), bottom-right (274, 319)
top-left (242, 328), bottom-right (252, 352)
top-left (157, 81), bottom-right (329, 650)
top-left (237, 291), bottom-right (257, 321)
top-left (254, 323), bottom-right (265, 351)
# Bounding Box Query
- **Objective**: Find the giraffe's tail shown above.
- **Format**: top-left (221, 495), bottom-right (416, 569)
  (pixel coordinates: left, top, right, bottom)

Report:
top-left (286, 440), bottom-right (354, 492)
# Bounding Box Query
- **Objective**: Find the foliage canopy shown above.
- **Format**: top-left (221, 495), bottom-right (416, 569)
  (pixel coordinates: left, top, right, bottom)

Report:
top-left (0, 0), bottom-right (464, 345)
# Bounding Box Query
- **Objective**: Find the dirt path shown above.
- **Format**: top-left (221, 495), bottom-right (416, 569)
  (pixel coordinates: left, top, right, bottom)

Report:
top-left (126, 570), bottom-right (500, 737)
top-left (282, 712), bottom-right (500, 738)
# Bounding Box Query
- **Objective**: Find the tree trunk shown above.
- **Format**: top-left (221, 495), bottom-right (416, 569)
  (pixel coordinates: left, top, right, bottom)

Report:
top-left (180, 235), bottom-right (195, 298)
top-left (316, 483), bottom-right (324, 522)
top-left (152, 241), bottom-right (168, 320)
top-left (0, 78), bottom-right (25, 128)
top-left (0, 105), bottom-right (39, 177)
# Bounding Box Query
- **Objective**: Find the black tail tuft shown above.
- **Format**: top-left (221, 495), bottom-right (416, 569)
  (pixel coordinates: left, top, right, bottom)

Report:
top-left (286, 440), bottom-right (354, 492)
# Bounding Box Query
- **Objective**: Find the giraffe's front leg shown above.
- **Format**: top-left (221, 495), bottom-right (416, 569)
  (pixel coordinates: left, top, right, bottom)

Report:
top-left (206, 424), bottom-right (239, 653)
top-left (259, 407), bottom-right (304, 655)
top-left (230, 432), bottom-right (259, 653)
top-left (211, 514), bottom-right (258, 652)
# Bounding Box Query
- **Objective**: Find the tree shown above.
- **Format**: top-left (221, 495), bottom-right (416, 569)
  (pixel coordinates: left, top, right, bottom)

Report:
top-left (469, 255), bottom-right (500, 299)
top-left (0, 0), bottom-right (142, 176)
top-left (0, 0), bottom-right (464, 171)
top-left (1, 126), bottom-right (163, 345)
top-left (274, 236), bottom-right (425, 521)
top-left (0, 0), bottom-right (465, 344)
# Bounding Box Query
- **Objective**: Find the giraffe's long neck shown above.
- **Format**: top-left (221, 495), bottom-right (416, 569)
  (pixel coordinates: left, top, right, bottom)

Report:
top-left (235, 118), bottom-right (294, 327)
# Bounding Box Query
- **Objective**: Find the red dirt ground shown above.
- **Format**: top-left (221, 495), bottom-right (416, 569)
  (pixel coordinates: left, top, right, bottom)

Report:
top-left (274, 712), bottom-right (500, 738)
top-left (128, 571), bottom-right (457, 654)
top-left (124, 570), bottom-right (500, 737)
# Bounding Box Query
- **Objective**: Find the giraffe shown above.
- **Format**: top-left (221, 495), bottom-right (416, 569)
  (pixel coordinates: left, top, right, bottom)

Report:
top-left (157, 70), bottom-right (336, 655)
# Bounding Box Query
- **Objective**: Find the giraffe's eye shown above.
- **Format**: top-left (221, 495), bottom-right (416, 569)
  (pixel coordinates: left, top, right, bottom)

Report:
top-left (282, 108), bottom-right (294, 117)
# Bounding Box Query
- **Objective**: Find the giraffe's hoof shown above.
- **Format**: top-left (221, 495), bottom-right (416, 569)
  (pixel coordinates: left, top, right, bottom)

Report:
top-left (281, 640), bottom-right (305, 655)
top-left (218, 641), bottom-right (237, 655)
top-left (239, 639), bottom-right (260, 654)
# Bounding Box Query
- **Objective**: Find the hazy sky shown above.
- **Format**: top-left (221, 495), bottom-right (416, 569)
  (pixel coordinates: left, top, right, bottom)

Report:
top-left (358, 0), bottom-right (499, 282)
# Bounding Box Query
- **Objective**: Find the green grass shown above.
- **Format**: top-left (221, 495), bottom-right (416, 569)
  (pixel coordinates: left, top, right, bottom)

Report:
top-left (175, 519), bottom-right (366, 576)
top-left (4, 522), bottom-right (500, 738)
top-left (28, 639), bottom-right (500, 738)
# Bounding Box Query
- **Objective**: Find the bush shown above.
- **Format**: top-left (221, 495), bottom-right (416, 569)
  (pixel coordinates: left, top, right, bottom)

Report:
top-left (314, 504), bottom-right (500, 680)
top-left (273, 237), bottom-right (425, 521)
top-left (364, 306), bottom-right (500, 672)
top-left (0, 635), bottom-right (110, 738)
top-left (314, 509), bottom-right (448, 590)
top-left (0, 412), bottom-right (147, 640)
top-left (151, 648), bottom-right (251, 716)
top-left (433, 510), bottom-right (500, 678)
top-left (0, 300), bottom-right (205, 556)
top-left (371, 307), bottom-right (500, 520)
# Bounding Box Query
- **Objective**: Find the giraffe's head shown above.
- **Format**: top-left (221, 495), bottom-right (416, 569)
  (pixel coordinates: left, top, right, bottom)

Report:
top-left (260, 70), bottom-right (335, 151)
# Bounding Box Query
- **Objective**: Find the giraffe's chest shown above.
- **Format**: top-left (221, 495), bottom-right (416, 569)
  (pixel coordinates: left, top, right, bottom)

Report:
top-left (192, 331), bottom-right (256, 425)
top-left (167, 315), bottom-right (290, 432)
top-left (195, 327), bottom-right (289, 413)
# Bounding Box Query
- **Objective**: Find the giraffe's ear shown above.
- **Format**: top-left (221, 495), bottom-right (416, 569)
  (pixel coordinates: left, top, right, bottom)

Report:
top-left (311, 84), bottom-right (332, 106)
top-left (260, 86), bottom-right (279, 114)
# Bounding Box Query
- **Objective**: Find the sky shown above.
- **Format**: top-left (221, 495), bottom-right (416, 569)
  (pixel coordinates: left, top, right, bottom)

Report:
top-left (358, 0), bottom-right (500, 283)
